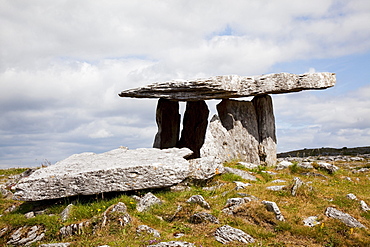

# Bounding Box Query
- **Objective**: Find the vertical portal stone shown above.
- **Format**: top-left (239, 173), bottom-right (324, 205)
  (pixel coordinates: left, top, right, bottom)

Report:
top-left (216, 99), bottom-right (260, 164)
top-left (177, 101), bottom-right (209, 159)
top-left (153, 98), bottom-right (180, 149)
top-left (252, 95), bottom-right (277, 166)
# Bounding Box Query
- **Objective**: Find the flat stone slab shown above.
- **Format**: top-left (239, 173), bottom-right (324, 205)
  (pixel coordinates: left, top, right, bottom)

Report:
top-left (13, 147), bottom-right (193, 201)
top-left (119, 72), bottom-right (336, 101)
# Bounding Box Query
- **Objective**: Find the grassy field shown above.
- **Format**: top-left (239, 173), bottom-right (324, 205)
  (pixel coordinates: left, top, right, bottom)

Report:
top-left (1, 158), bottom-right (370, 246)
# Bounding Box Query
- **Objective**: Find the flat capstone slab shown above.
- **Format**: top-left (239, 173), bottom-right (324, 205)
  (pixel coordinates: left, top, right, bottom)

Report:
top-left (119, 72), bottom-right (336, 101)
top-left (13, 147), bottom-right (193, 201)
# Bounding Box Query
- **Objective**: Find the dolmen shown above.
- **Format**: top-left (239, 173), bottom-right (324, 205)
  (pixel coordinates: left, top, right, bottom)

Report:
top-left (119, 72), bottom-right (336, 165)
top-left (13, 72), bottom-right (335, 201)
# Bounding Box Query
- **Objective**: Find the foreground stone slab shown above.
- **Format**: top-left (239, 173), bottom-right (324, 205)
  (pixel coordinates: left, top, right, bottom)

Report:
top-left (119, 72), bottom-right (336, 101)
top-left (13, 147), bottom-right (193, 201)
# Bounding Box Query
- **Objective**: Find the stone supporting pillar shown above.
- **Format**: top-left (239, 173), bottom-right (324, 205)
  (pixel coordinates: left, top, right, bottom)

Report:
top-left (177, 100), bottom-right (209, 159)
top-left (216, 99), bottom-right (260, 164)
top-left (252, 95), bottom-right (277, 166)
top-left (153, 98), bottom-right (180, 149)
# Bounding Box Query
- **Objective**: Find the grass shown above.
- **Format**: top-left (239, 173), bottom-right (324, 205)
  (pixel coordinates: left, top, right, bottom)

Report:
top-left (1, 158), bottom-right (370, 246)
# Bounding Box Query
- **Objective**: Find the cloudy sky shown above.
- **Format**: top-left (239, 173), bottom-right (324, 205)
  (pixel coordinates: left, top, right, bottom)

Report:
top-left (1, 0), bottom-right (370, 168)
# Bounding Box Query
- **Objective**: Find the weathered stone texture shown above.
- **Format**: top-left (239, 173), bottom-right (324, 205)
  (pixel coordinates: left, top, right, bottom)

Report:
top-left (253, 95), bottom-right (277, 166)
top-left (119, 72), bottom-right (336, 101)
top-left (153, 98), bottom-right (180, 149)
top-left (177, 100), bottom-right (209, 158)
top-left (13, 147), bottom-right (193, 201)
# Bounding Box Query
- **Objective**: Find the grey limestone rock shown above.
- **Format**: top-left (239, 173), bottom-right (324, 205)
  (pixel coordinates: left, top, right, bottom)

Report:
top-left (119, 72), bottom-right (336, 101)
top-left (276, 160), bottom-right (293, 170)
top-left (189, 212), bottom-right (219, 224)
top-left (325, 207), bottom-right (366, 228)
top-left (223, 167), bottom-right (257, 181)
top-left (262, 200), bottom-right (285, 221)
top-left (234, 181), bottom-right (252, 190)
top-left (136, 224), bottom-right (161, 238)
top-left (7, 225), bottom-right (45, 246)
top-left (102, 202), bottom-right (131, 227)
top-left (214, 225), bottom-right (255, 244)
top-left (60, 204), bottom-right (73, 222)
top-left (186, 195), bottom-right (211, 209)
top-left (147, 241), bottom-right (196, 247)
top-left (222, 197), bottom-right (251, 215)
top-left (252, 95), bottom-right (277, 166)
top-left (237, 162), bottom-right (259, 169)
top-left (177, 100), bottom-right (209, 159)
top-left (217, 99), bottom-right (260, 164)
top-left (188, 156), bottom-right (224, 180)
top-left (137, 192), bottom-right (162, 212)
top-left (266, 185), bottom-right (286, 191)
top-left (303, 216), bottom-right (320, 227)
top-left (59, 221), bottom-right (90, 236)
top-left (360, 200), bottom-right (370, 211)
top-left (39, 244), bottom-right (71, 247)
top-left (346, 193), bottom-right (357, 200)
top-left (317, 162), bottom-right (339, 174)
top-left (291, 177), bottom-right (304, 196)
top-left (13, 147), bottom-right (192, 201)
top-left (153, 98), bottom-right (180, 149)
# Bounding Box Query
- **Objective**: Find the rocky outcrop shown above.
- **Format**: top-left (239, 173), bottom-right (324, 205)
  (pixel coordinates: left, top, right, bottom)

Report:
top-left (13, 147), bottom-right (193, 201)
top-left (119, 73), bottom-right (336, 101)
top-left (153, 98), bottom-right (180, 149)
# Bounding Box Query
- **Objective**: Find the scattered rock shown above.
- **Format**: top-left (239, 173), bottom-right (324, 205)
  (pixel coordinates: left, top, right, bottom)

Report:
top-left (266, 185), bottom-right (286, 191)
top-left (7, 225), bottom-right (45, 246)
top-left (346, 193), bottom-right (357, 200)
top-left (291, 177), bottom-right (304, 196)
top-left (234, 181), bottom-right (252, 190)
top-left (271, 179), bottom-right (287, 183)
top-left (137, 193), bottom-right (162, 212)
top-left (60, 204), bottom-right (74, 222)
top-left (325, 207), bottom-right (366, 228)
top-left (147, 241), bottom-right (196, 247)
top-left (189, 212), bottom-right (219, 224)
top-left (13, 147), bottom-right (193, 201)
top-left (39, 243), bottom-right (71, 247)
top-left (223, 167), bottom-right (257, 181)
top-left (173, 233), bottom-right (185, 238)
top-left (298, 162), bottom-right (314, 169)
top-left (301, 172), bottom-right (328, 179)
top-left (24, 211), bottom-right (35, 219)
top-left (222, 197), bottom-right (251, 215)
top-left (59, 220), bottom-right (91, 236)
top-left (136, 225), bottom-right (160, 238)
top-left (360, 200), bottom-right (370, 211)
top-left (317, 162), bottom-right (339, 174)
top-left (276, 160), bottom-right (293, 170)
top-left (237, 162), bottom-right (259, 169)
top-left (102, 202), bottom-right (131, 227)
top-left (303, 216), bottom-right (320, 227)
top-left (214, 225), bottom-right (255, 244)
top-left (4, 204), bottom-right (17, 213)
top-left (262, 201), bottom-right (285, 221)
top-left (0, 226), bottom-right (8, 238)
top-left (186, 195), bottom-right (211, 209)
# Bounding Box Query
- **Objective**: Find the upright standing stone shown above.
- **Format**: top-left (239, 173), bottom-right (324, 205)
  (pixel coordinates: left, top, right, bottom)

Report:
top-left (216, 99), bottom-right (260, 164)
top-left (153, 98), bottom-right (180, 149)
top-left (252, 95), bottom-right (277, 166)
top-left (177, 101), bottom-right (209, 159)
